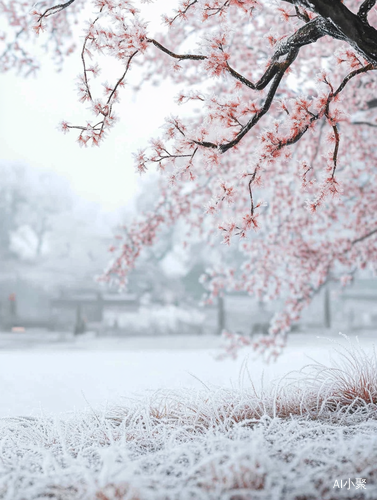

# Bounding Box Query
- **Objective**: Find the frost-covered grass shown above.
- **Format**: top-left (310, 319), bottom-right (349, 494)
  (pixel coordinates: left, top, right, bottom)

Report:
top-left (1, 339), bottom-right (376, 499)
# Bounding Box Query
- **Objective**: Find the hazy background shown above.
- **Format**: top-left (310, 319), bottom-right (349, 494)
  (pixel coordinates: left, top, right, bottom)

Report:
top-left (1, 1), bottom-right (377, 419)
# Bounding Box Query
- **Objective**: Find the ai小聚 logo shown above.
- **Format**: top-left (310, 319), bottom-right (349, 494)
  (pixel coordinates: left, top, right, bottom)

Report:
top-left (333, 478), bottom-right (366, 490)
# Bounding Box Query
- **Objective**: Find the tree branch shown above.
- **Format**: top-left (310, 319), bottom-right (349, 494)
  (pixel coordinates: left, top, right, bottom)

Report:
top-left (283, 0), bottom-right (377, 64)
top-left (193, 49), bottom-right (299, 152)
top-left (36, 0), bottom-right (76, 21)
top-left (352, 227), bottom-right (377, 245)
top-left (225, 17), bottom-right (326, 91)
top-left (358, 0), bottom-right (377, 24)
top-left (147, 39), bottom-right (205, 61)
top-left (352, 120), bottom-right (377, 127)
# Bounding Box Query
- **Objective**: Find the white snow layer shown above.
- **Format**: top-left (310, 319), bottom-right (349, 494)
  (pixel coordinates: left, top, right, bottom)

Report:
top-left (0, 334), bottom-right (376, 499)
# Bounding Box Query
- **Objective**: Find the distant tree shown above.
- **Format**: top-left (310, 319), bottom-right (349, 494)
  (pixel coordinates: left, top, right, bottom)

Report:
top-left (0, 165), bottom-right (27, 259)
top-left (3, 0), bottom-right (377, 356)
top-left (36, 198), bottom-right (115, 288)
top-left (0, 164), bottom-right (112, 292)
top-left (0, 164), bottom-right (71, 260)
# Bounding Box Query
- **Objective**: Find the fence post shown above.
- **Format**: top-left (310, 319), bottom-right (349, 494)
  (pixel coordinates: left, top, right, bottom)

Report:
top-left (324, 286), bottom-right (331, 329)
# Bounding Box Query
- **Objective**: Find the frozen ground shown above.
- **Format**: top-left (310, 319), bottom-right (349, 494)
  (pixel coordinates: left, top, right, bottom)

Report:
top-left (0, 330), bottom-right (376, 499)
top-left (0, 329), bottom-right (376, 417)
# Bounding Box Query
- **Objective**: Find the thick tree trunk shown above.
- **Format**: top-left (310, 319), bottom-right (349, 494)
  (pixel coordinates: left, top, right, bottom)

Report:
top-left (284, 0), bottom-right (377, 64)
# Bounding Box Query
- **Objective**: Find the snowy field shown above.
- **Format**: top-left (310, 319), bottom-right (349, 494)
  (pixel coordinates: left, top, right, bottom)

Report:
top-left (0, 330), bottom-right (375, 417)
top-left (1, 331), bottom-right (377, 499)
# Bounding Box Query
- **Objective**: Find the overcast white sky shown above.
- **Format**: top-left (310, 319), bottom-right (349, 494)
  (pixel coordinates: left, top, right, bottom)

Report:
top-left (0, 2), bottom-right (178, 212)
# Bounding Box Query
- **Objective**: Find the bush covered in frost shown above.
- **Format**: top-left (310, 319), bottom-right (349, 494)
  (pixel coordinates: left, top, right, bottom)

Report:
top-left (104, 305), bottom-right (205, 335)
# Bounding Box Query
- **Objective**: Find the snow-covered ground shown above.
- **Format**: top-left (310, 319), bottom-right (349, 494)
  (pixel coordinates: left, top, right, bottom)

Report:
top-left (1, 330), bottom-right (376, 499)
top-left (0, 330), bottom-right (376, 417)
